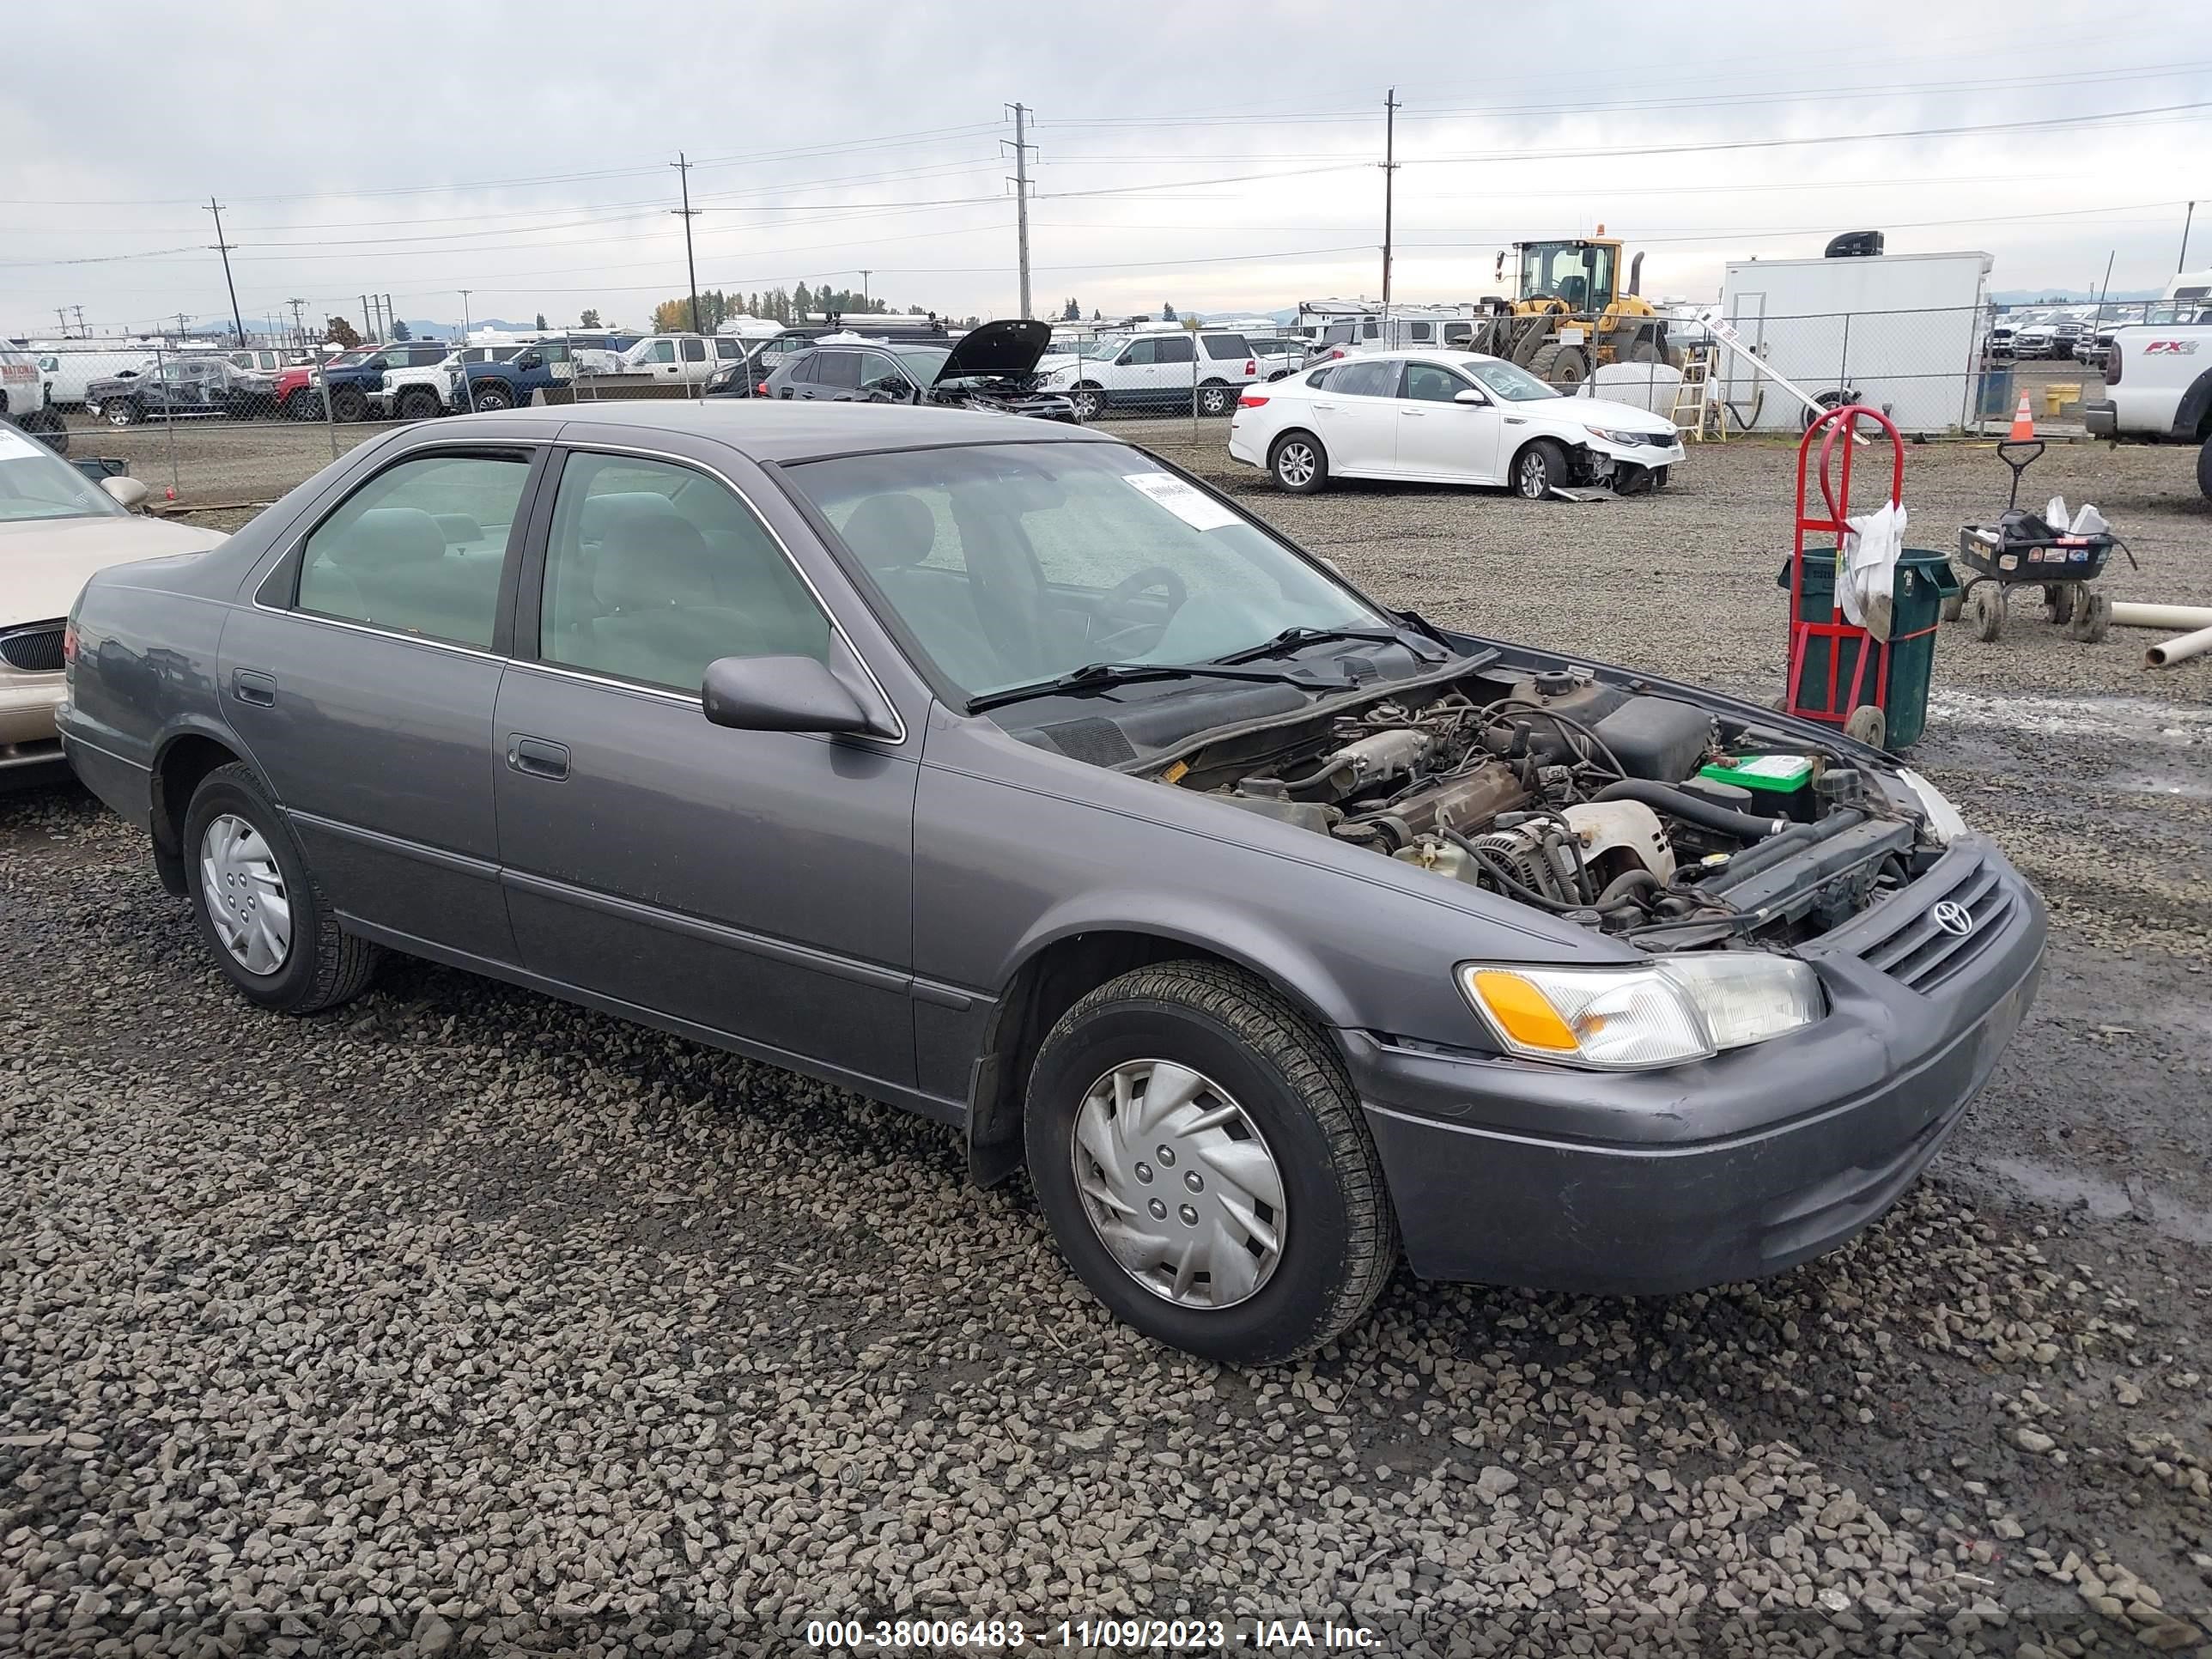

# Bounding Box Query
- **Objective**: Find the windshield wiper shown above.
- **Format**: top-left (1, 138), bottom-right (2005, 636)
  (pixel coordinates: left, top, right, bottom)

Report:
top-left (967, 659), bottom-right (1358, 714)
top-left (1213, 623), bottom-right (1451, 665)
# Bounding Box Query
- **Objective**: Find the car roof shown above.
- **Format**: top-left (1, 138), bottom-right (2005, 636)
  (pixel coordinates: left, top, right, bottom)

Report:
top-left (440, 399), bottom-right (1117, 463)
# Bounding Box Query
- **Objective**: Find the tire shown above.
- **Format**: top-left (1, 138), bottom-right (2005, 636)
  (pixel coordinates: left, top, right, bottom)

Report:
top-left (1613, 463), bottom-right (1655, 496)
top-left (1513, 438), bottom-right (1568, 500)
top-left (330, 386), bottom-right (368, 423)
top-left (1940, 590), bottom-right (1964, 623)
top-left (1650, 465), bottom-right (1670, 489)
top-left (1024, 961), bottom-right (1397, 1365)
top-left (394, 386), bottom-right (443, 422)
top-left (1196, 380), bottom-right (1231, 417)
top-left (1844, 705), bottom-right (1887, 750)
top-left (2044, 582), bottom-right (2078, 625)
top-left (106, 399), bottom-right (140, 428)
top-left (1268, 430), bottom-right (1328, 494)
top-left (2063, 590), bottom-right (2112, 643)
top-left (285, 389), bottom-right (323, 421)
top-left (1527, 342), bottom-right (1589, 387)
top-left (1966, 580), bottom-right (2006, 642)
top-left (2198, 435), bottom-right (2212, 501)
top-left (1616, 337), bottom-right (1664, 366)
top-left (469, 383), bottom-right (514, 411)
top-left (182, 763), bottom-right (380, 1015)
top-left (20, 407), bottom-right (67, 453)
top-left (1069, 384), bottom-right (1105, 423)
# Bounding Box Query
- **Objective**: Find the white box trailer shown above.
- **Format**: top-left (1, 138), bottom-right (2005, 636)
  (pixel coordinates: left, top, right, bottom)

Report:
top-left (1719, 249), bottom-right (1996, 434)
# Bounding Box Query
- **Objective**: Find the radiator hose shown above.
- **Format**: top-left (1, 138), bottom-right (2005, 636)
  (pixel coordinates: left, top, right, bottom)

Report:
top-left (1590, 778), bottom-right (1789, 842)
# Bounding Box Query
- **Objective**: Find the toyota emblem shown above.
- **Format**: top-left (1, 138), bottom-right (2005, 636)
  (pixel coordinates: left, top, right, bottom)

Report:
top-left (1930, 900), bottom-right (1974, 938)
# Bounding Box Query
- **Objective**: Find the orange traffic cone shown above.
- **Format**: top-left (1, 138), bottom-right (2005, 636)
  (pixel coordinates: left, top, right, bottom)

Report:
top-left (2008, 392), bottom-right (2035, 441)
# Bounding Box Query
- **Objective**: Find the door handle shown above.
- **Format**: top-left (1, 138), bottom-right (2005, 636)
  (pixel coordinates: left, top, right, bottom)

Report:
top-left (1401, 410), bottom-right (1426, 417)
top-left (232, 668), bottom-right (276, 707)
top-left (507, 735), bottom-right (570, 781)
top-left (1311, 401), bottom-right (1335, 410)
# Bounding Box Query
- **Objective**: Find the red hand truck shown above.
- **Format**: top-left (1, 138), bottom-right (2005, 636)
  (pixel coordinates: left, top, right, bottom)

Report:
top-left (1784, 404), bottom-right (1905, 749)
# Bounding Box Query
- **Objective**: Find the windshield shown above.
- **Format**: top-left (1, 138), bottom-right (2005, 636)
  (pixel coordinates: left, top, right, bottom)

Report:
top-left (1518, 241), bottom-right (1614, 308)
top-left (895, 346), bottom-right (951, 380)
top-left (1460, 358), bottom-right (1559, 402)
top-left (788, 441), bottom-right (1387, 700)
top-left (0, 426), bottom-right (128, 523)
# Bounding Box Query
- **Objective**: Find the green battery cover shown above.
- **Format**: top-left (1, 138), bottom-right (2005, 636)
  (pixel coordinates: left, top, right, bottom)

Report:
top-left (1699, 755), bottom-right (1814, 793)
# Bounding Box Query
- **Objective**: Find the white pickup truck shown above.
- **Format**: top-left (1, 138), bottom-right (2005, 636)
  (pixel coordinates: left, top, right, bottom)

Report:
top-left (2082, 311), bottom-right (2212, 498)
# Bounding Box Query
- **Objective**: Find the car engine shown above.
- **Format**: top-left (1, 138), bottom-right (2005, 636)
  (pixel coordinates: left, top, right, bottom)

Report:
top-left (1156, 665), bottom-right (1936, 945)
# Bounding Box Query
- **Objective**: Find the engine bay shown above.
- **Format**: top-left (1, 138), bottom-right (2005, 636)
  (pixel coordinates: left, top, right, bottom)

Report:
top-left (1154, 663), bottom-right (1942, 946)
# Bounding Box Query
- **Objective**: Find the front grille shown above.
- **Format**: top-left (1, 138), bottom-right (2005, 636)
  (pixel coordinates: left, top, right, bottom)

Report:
top-left (1853, 855), bottom-right (2015, 992)
top-left (0, 622), bottom-right (64, 673)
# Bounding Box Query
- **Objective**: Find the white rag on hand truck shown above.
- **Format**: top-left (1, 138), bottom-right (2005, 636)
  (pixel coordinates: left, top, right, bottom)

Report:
top-left (1838, 501), bottom-right (1905, 642)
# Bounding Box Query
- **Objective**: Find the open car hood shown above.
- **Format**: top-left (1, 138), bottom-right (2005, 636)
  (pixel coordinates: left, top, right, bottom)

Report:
top-left (935, 319), bottom-right (1050, 382)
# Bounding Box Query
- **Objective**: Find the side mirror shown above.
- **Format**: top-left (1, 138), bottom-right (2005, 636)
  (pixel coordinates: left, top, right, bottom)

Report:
top-left (102, 477), bottom-right (150, 509)
top-left (1453, 388), bottom-right (1491, 406)
top-left (702, 653), bottom-right (881, 737)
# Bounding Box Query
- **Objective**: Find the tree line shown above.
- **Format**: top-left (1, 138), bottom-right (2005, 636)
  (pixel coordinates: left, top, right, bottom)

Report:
top-left (645, 286), bottom-right (978, 334)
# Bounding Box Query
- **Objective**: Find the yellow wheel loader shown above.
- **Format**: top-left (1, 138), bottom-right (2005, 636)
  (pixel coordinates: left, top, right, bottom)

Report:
top-left (1475, 228), bottom-right (1675, 386)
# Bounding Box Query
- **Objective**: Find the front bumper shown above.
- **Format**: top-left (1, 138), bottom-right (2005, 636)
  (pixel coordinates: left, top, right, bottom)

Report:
top-left (0, 672), bottom-right (67, 772)
top-left (1347, 839), bottom-right (2045, 1294)
top-left (2082, 399), bottom-right (2118, 438)
top-left (1585, 433), bottom-right (1686, 471)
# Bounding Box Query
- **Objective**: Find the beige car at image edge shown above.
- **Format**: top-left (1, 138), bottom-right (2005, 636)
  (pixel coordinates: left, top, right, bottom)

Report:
top-left (1, 426), bottom-right (228, 775)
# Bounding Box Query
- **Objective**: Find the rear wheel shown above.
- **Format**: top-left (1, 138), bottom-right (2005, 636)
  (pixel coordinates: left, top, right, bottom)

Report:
top-left (394, 386), bottom-right (443, 422)
top-left (2198, 434), bottom-right (2212, 501)
top-left (1844, 705), bottom-right (1887, 749)
top-left (2063, 590), bottom-right (2112, 643)
top-left (1268, 430), bottom-right (1328, 494)
top-left (1616, 336), bottom-right (1664, 365)
top-left (183, 763), bottom-right (380, 1015)
top-left (1024, 962), bottom-right (1397, 1365)
top-left (1513, 438), bottom-right (1568, 500)
top-left (2044, 582), bottom-right (2078, 624)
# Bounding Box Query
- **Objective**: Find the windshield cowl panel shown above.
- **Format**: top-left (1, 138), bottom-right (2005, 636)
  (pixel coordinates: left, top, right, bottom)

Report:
top-left (787, 440), bottom-right (1390, 706)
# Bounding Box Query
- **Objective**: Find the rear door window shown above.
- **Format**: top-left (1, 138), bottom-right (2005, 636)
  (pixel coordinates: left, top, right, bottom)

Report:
top-left (1331, 360), bottom-right (1399, 398)
top-left (681, 337), bottom-right (708, 362)
top-left (813, 350), bottom-right (862, 390)
top-left (1153, 335), bottom-right (1196, 365)
top-left (296, 452), bottom-right (532, 648)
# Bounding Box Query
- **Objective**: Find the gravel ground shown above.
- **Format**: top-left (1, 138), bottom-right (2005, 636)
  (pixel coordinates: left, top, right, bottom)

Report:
top-left (4, 416), bottom-right (2209, 1656)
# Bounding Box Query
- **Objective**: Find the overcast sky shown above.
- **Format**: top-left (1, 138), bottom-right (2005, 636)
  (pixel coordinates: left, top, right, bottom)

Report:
top-left (4, 0), bottom-right (2210, 337)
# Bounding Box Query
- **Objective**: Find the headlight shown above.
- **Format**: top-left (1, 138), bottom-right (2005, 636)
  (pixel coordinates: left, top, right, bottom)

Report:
top-left (1584, 424), bottom-right (1656, 446)
top-left (1457, 955), bottom-right (1823, 1071)
top-left (1896, 768), bottom-right (1969, 843)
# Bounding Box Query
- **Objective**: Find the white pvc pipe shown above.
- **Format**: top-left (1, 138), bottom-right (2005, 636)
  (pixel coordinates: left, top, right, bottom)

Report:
top-left (2146, 623), bottom-right (2212, 668)
top-left (2111, 602), bottom-right (2212, 632)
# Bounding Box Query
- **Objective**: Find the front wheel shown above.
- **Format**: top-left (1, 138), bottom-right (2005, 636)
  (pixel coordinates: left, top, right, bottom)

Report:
top-left (1513, 438), bottom-right (1568, 500)
top-left (330, 386), bottom-right (368, 422)
top-left (1196, 380), bottom-right (1232, 416)
top-left (1069, 384), bottom-right (1104, 422)
top-left (285, 389), bottom-right (323, 421)
top-left (106, 399), bottom-right (140, 428)
top-left (183, 763), bottom-right (380, 1014)
top-left (1024, 962), bottom-right (1397, 1364)
top-left (1268, 430), bottom-right (1328, 493)
top-left (469, 383), bottom-right (514, 411)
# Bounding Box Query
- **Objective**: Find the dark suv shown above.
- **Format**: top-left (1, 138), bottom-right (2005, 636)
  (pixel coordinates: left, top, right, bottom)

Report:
top-left (758, 321), bottom-right (1072, 420)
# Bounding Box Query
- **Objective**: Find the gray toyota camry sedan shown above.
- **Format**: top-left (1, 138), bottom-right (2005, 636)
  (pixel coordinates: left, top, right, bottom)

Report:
top-left (59, 403), bottom-right (2043, 1364)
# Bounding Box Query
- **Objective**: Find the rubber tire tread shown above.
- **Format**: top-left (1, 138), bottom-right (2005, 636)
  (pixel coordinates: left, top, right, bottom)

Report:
top-left (1030, 959), bottom-right (1397, 1364)
top-left (186, 762), bottom-right (380, 1014)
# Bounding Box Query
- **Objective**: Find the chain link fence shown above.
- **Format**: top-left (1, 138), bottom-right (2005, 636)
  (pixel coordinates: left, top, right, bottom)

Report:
top-left (6, 302), bottom-right (2094, 513)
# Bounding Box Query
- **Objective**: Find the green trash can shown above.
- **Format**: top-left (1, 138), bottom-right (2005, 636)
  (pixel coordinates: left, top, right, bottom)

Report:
top-left (1777, 548), bottom-right (1957, 751)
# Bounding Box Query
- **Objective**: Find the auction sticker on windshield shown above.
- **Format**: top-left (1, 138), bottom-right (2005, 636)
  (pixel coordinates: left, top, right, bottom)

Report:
top-left (1121, 471), bottom-right (1241, 532)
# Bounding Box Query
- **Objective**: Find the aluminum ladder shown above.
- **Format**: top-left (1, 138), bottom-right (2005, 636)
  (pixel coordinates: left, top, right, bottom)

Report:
top-left (1669, 343), bottom-right (1725, 442)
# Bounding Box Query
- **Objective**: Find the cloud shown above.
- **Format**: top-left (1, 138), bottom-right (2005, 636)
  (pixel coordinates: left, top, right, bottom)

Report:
top-left (3, 0), bottom-right (2209, 335)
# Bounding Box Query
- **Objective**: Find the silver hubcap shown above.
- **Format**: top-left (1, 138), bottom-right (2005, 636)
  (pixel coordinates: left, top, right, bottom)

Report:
top-left (198, 813), bottom-right (292, 975)
top-left (1520, 454), bottom-right (1547, 494)
top-left (1070, 1060), bottom-right (1285, 1310)
top-left (1278, 443), bottom-right (1316, 487)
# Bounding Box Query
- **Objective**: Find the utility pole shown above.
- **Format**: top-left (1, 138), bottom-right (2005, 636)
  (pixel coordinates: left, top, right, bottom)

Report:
top-left (672, 152), bottom-right (702, 334)
top-left (2183, 200), bottom-right (2198, 273)
top-left (1006, 103), bottom-right (1035, 319)
top-left (287, 298), bottom-right (307, 349)
top-left (459, 290), bottom-right (477, 413)
top-left (173, 312), bottom-right (191, 339)
top-left (361, 295), bottom-right (374, 343)
top-left (70, 304), bottom-right (85, 337)
top-left (206, 198), bottom-right (246, 348)
top-left (859, 269), bottom-right (871, 310)
top-left (1381, 88), bottom-right (1401, 306)
top-left (54, 307), bottom-right (71, 337)
top-left (384, 295), bottom-right (396, 340)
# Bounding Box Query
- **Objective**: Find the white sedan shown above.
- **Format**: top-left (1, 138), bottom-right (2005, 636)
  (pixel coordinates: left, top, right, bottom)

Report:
top-left (1228, 349), bottom-right (1686, 499)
